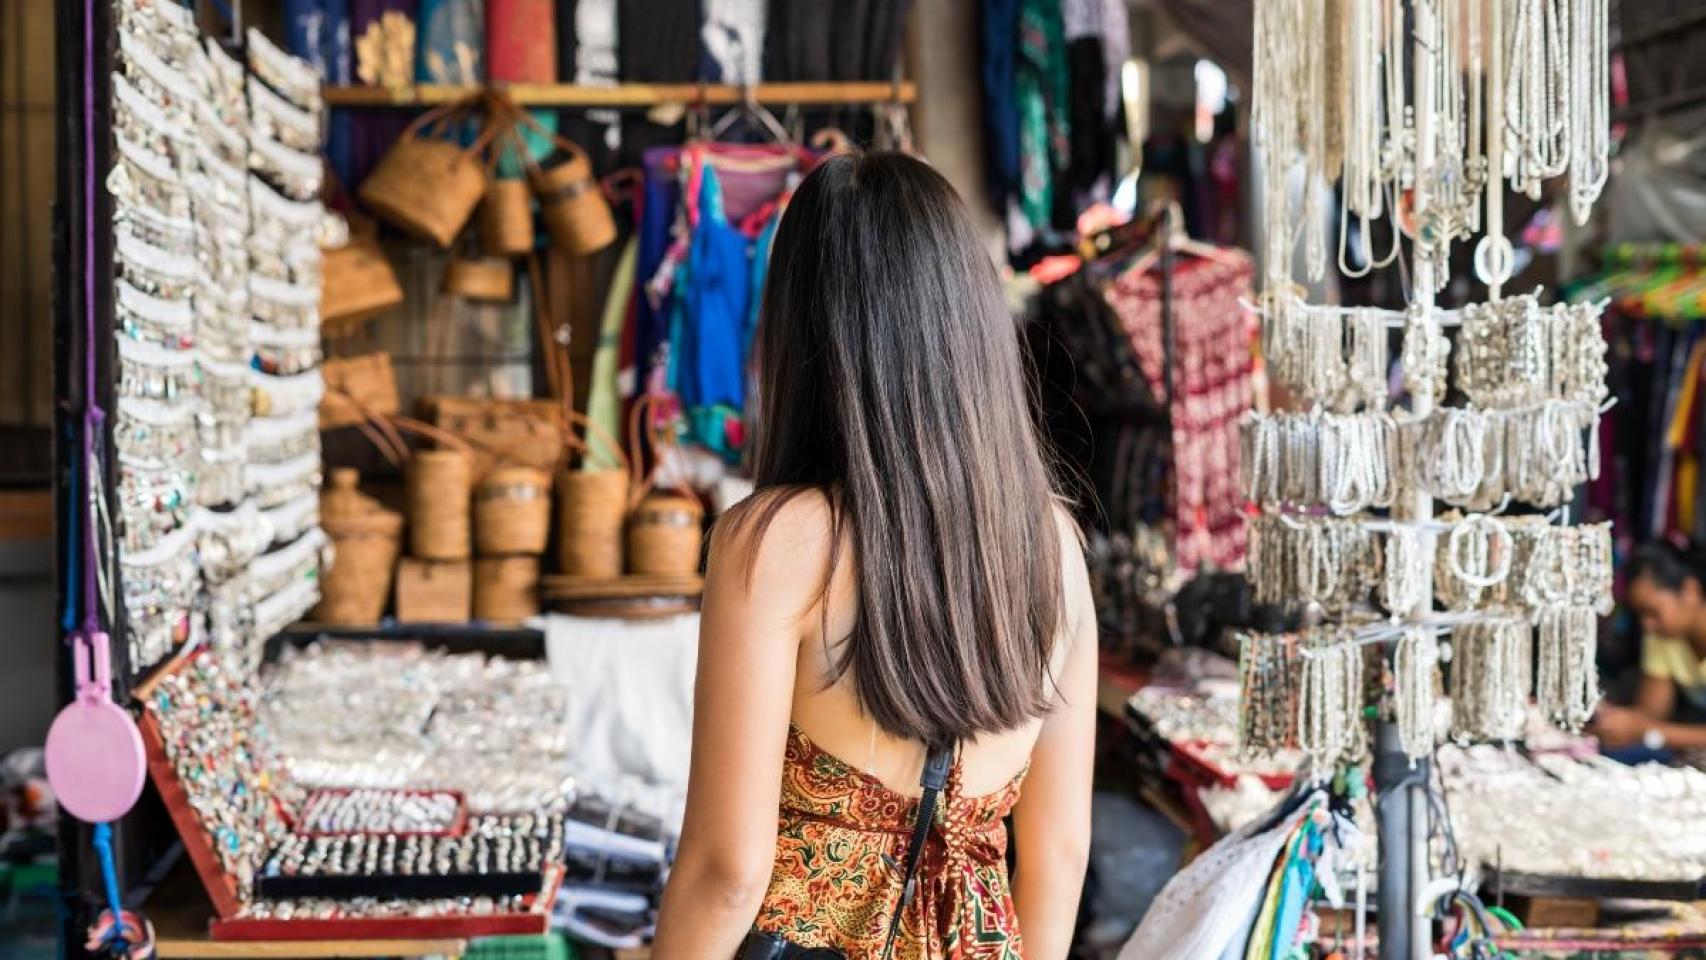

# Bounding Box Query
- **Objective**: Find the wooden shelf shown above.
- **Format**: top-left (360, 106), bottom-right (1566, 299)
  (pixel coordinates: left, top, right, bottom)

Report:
top-left (323, 81), bottom-right (916, 109)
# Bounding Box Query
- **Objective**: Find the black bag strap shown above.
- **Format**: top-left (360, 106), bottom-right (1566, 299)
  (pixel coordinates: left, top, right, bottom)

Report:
top-left (881, 743), bottom-right (955, 958)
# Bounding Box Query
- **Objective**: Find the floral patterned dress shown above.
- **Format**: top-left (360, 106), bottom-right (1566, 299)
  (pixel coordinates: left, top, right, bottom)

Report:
top-left (755, 725), bottom-right (1027, 959)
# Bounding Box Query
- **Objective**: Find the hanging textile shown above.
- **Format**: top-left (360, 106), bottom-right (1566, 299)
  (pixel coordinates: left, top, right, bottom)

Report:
top-left (589, 239), bottom-right (639, 469)
top-left (417, 0), bottom-right (484, 83)
top-left (635, 144), bottom-right (800, 401)
top-left (980, 0), bottom-right (1022, 207)
top-left (1015, 0), bottom-right (1071, 231)
top-left (1103, 251), bottom-right (1255, 573)
top-left (669, 162), bottom-right (752, 455)
top-left (702, 0), bottom-right (766, 84)
top-left (487, 0), bottom-right (557, 83)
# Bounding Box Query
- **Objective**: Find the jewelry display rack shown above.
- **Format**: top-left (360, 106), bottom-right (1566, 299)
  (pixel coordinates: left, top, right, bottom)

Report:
top-left (47, 0), bottom-right (566, 948)
top-left (1240, 2), bottom-right (1616, 958)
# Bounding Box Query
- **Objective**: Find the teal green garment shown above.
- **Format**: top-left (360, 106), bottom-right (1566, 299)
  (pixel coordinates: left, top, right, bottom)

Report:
top-left (495, 110), bottom-right (560, 180)
top-left (1267, 824), bottom-right (1322, 960)
top-left (1016, 0), bottom-right (1070, 229)
top-left (417, 0), bottom-right (484, 84)
top-left (585, 238), bottom-right (638, 471)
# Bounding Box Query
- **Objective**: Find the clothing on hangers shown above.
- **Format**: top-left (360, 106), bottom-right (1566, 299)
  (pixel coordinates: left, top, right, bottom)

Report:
top-left (1103, 249), bottom-right (1255, 574)
top-left (667, 161), bottom-right (753, 458)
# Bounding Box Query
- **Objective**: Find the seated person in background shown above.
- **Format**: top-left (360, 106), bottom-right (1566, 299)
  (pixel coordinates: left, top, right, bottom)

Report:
top-left (1593, 540), bottom-right (1706, 761)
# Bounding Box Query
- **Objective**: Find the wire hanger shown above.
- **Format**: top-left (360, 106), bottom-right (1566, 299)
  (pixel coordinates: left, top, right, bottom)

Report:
top-left (1117, 200), bottom-right (1244, 277)
top-left (709, 82), bottom-right (794, 145)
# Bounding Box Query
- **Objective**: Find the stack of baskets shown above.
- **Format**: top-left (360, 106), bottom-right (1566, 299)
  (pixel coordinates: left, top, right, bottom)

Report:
top-left (319, 90), bottom-right (714, 624)
top-left (548, 397), bottom-right (706, 617)
top-left (472, 460), bottom-right (551, 623)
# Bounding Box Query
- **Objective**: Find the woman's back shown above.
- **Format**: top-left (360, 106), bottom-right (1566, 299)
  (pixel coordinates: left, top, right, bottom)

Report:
top-left (786, 492), bottom-right (1071, 799)
top-left (651, 152), bottom-right (1095, 960)
top-left (744, 491), bottom-right (1086, 958)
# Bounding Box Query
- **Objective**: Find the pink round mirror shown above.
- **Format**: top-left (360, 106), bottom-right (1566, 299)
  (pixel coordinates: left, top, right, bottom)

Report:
top-left (45, 634), bottom-right (146, 823)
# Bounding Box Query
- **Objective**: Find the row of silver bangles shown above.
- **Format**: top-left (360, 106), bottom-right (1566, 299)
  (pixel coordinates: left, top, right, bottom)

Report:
top-left (1240, 399), bottom-right (1602, 514)
top-left (1246, 512), bottom-right (1613, 616)
top-left (1258, 294), bottom-right (1608, 414)
top-left (1238, 607), bottom-right (1600, 768)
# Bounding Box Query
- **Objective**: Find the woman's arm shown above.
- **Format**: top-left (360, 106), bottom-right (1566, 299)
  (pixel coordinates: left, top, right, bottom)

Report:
top-left (651, 496), bottom-right (827, 960)
top-left (1592, 674), bottom-right (1677, 747)
top-left (1010, 527), bottom-right (1097, 960)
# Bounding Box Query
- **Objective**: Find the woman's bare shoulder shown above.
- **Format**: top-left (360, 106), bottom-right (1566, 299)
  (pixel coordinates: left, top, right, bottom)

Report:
top-left (707, 487), bottom-right (838, 600)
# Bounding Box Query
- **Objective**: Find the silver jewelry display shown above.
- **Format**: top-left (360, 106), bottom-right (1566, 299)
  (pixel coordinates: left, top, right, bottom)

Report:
top-left (1393, 627), bottom-right (1441, 760)
top-left (1535, 604), bottom-right (1599, 731)
top-left (111, 0), bottom-right (326, 675)
top-left (1243, 0), bottom-right (1613, 773)
top-left (1297, 628), bottom-right (1367, 769)
top-left (1449, 618), bottom-right (1532, 743)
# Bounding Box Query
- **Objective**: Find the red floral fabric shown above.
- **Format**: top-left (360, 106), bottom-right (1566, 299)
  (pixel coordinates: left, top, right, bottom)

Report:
top-left (1104, 252), bottom-right (1256, 573)
top-left (755, 726), bottom-right (1027, 959)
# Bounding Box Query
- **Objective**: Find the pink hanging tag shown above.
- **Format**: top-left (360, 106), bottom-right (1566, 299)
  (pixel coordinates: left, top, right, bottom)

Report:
top-left (45, 631), bottom-right (146, 823)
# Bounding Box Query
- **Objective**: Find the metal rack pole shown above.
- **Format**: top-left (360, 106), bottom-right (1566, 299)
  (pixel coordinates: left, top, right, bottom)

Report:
top-left (1385, 2), bottom-right (1440, 958)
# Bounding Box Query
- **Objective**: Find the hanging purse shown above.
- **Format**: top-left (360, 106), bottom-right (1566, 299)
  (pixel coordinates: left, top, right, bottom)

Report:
top-left (733, 744), bottom-right (953, 960)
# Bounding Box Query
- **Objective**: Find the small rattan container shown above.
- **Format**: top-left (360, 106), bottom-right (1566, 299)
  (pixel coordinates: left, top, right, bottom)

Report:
top-left (473, 556), bottom-right (540, 622)
top-left (407, 449), bottom-right (474, 560)
top-left (313, 468), bottom-right (403, 625)
top-left (626, 493), bottom-right (704, 576)
top-left (474, 464), bottom-right (551, 556)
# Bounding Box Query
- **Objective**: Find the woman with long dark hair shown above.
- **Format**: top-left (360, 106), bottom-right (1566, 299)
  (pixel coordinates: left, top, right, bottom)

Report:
top-left (651, 152), bottom-right (1096, 959)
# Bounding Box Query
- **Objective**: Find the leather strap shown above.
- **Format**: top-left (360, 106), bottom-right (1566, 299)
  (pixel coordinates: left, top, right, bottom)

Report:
top-left (882, 744), bottom-right (954, 958)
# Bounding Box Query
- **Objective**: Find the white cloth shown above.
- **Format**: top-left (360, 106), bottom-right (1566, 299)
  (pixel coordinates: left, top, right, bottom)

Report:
top-left (574, 0), bottom-right (619, 85)
top-left (702, 0), bottom-right (766, 85)
top-left (542, 612), bottom-right (698, 832)
top-left (1117, 794), bottom-right (1318, 960)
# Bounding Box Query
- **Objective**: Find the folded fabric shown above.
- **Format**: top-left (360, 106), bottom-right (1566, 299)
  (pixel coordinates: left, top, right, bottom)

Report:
top-left (1119, 794), bottom-right (1321, 960)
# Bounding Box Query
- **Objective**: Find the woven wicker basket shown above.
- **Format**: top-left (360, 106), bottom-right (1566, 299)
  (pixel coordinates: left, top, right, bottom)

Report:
top-left (530, 145), bottom-right (616, 256)
top-left (554, 405), bottom-right (631, 577)
top-left (313, 468), bottom-right (403, 625)
top-left (321, 229), bottom-right (403, 332)
top-left (320, 352), bottom-right (401, 430)
top-left (480, 177), bottom-right (535, 257)
top-left (627, 493), bottom-right (704, 576)
top-left (556, 469), bottom-right (628, 577)
top-left (623, 394), bottom-right (703, 576)
top-left (474, 464), bottom-right (551, 556)
top-left (473, 556), bottom-right (540, 622)
top-left (484, 93), bottom-right (616, 257)
top-left (408, 448), bottom-right (474, 560)
top-left (358, 97), bottom-right (500, 248)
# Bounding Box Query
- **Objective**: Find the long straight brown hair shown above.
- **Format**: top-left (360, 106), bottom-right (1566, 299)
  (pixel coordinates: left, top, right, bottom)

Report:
top-left (734, 151), bottom-right (1066, 748)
